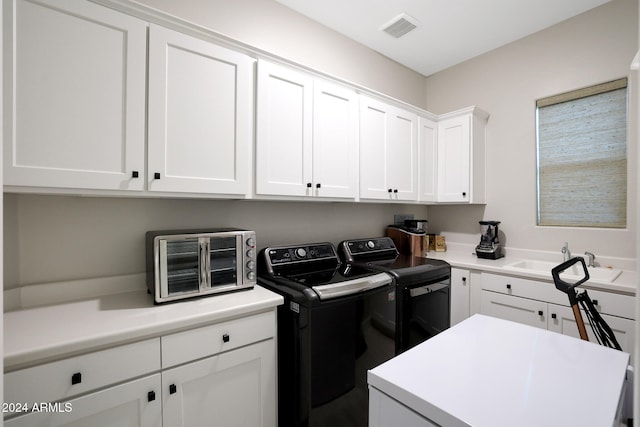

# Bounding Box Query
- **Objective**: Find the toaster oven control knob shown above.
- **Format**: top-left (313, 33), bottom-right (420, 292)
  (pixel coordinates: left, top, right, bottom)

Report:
top-left (247, 271), bottom-right (256, 280)
top-left (246, 237), bottom-right (256, 247)
top-left (246, 260), bottom-right (255, 270)
top-left (295, 248), bottom-right (307, 258)
top-left (246, 249), bottom-right (255, 258)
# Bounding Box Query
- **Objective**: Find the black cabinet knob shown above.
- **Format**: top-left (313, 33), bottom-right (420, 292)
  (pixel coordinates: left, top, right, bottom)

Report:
top-left (131, 171), bottom-right (139, 178)
top-left (307, 183), bottom-right (312, 188)
top-left (462, 192), bottom-right (467, 197)
top-left (393, 189), bottom-right (398, 193)
top-left (506, 284), bottom-right (511, 290)
top-left (388, 188), bottom-right (393, 193)
top-left (71, 372), bottom-right (82, 385)
top-left (538, 310), bottom-right (544, 316)
top-left (169, 384), bottom-right (177, 394)
top-left (147, 391), bottom-right (156, 402)
top-left (154, 172), bottom-right (161, 180)
top-left (316, 183), bottom-right (321, 189)
top-left (462, 277), bottom-right (467, 283)
top-left (222, 333), bottom-right (230, 343)
top-left (551, 313), bottom-right (557, 319)
top-left (593, 300), bottom-right (599, 306)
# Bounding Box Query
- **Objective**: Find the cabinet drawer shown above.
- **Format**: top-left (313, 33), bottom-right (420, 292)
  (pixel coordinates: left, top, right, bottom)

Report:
top-left (161, 310), bottom-right (276, 368)
top-left (585, 289), bottom-right (635, 320)
top-left (4, 338), bottom-right (160, 409)
top-left (481, 273), bottom-right (566, 306)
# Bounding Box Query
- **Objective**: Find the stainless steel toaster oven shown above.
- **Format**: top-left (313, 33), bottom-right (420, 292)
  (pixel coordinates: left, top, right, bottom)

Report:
top-left (146, 228), bottom-right (256, 304)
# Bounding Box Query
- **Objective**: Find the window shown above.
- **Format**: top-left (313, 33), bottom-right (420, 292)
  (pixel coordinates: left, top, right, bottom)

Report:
top-left (536, 78), bottom-right (627, 228)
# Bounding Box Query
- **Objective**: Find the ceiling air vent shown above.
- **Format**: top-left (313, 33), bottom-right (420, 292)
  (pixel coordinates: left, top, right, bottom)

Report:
top-left (380, 13), bottom-right (419, 38)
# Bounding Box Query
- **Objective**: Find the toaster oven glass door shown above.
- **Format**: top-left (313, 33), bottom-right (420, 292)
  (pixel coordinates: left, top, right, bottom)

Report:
top-left (159, 235), bottom-right (242, 298)
top-left (208, 236), bottom-right (238, 287)
top-left (160, 238), bottom-right (201, 297)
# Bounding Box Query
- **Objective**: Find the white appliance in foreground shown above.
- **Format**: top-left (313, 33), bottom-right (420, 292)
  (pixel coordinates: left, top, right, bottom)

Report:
top-left (368, 314), bottom-right (631, 427)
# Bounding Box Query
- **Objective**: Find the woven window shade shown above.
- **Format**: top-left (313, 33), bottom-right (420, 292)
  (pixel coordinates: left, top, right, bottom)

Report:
top-left (536, 80), bottom-right (627, 228)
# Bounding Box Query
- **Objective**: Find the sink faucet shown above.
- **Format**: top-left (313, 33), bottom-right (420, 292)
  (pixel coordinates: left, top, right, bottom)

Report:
top-left (561, 242), bottom-right (571, 261)
top-left (584, 251), bottom-right (596, 268)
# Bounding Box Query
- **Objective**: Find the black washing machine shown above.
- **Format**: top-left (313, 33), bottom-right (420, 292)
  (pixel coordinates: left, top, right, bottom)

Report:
top-left (339, 237), bottom-right (451, 354)
top-left (257, 242), bottom-right (396, 427)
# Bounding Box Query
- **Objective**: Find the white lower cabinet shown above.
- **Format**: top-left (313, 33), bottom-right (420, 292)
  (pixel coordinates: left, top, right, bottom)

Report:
top-left (161, 311), bottom-right (277, 427)
top-left (4, 338), bottom-right (161, 427)
top-left (547, 304), bottom-right (635, 353)
top-left (162, 339), bottom-right (276, 427)
top-left (5, 374), bottom-right (162, 427)
top-left (481, 290), bottom-right (547, 329)
top-left (450, 268), bottom-right (470, 326)
top-left (4, 311), bottom-right (277, 426)
top-left (479, 273), bottom-right (635, 356)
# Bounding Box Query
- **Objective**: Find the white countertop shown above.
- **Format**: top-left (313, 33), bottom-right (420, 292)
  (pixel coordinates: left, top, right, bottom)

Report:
top-left (4, 285), bottom-right (283, 371)
top-left (368, 314), bottom-right (630, 427)
top-left (426, 247), bottom-right (637, 295)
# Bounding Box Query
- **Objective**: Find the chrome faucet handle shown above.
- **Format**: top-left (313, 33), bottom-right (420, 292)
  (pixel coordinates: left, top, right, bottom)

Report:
top-left (584, 251), bottom-right (596, 268)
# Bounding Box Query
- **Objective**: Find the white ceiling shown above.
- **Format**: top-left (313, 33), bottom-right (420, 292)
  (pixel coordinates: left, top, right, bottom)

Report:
top-left (274, 0), bottom-right (612, 77)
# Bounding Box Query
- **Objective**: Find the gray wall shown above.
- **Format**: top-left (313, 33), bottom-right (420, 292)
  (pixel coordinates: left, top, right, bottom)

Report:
top-left (3, 195), bottom-right (422, 287)
top-left (135, 0), bottom-right (428, 108)
top-left (425, 0), bottom-right (639, 260)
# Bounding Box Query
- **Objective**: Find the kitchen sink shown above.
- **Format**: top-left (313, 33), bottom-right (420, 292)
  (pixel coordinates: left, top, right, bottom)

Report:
top-left (504, 259), bottom-right (622, 283)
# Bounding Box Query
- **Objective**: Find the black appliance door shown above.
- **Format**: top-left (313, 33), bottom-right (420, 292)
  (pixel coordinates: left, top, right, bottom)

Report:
top-left (399, 279), bottom-right (450, 353)
top-left (276, 284), bottom-right (396, 427)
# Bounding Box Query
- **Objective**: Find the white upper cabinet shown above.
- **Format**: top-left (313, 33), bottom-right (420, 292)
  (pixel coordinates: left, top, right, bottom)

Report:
top-left (3, 0), bottom-right (147, 191)
top-left (147, 24), bottom-right (253, 195)
top-left (311, 80), bottom-right (358, 198)
top-left (256, 60), bottom-right (313, 197)
top-left (256, 60), bottom-right (358, 199)
top-left (418, 116), bottom-right (438, 202)
top-left (3, 0), bottom-right (486, 204)
top-left (359, 96), bottom-right (418, 201)
top-left (437, 107), bottom-right (488, 203)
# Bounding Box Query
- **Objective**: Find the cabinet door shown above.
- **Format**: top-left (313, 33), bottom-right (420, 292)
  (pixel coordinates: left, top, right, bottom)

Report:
top-left (450, 268), bottom-right (470, 326)
top-left (387, 108), bottom-right (418, 201)
top-left (480, 290), bottom-right (547, 329)
top-left (312, 80), bottom-right (358, 198)
top-left (5, 374), bottom-right (161, 427)
top-left (437, 115), bottom-right (471, 202)
top-left (548, 304), bottom-right (635, 357)
top-left (359, 96), bottom-right (417, 201)
top-left (418, 117), bottom-right (438, 202)
top-left (148, 25), bottom-right (253, 195)
top-left (163, 339), bottom-right (276, 427)
top-left (359, 96), bottom-right (390, 200)
top-left (4, 0), bottom-right (146, 191)
top-left (256, 60), bottom-right (313, 196)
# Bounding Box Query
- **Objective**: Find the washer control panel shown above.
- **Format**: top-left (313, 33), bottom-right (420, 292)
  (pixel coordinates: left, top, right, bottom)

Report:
top-left (266, 243), bottom-right (337, 266)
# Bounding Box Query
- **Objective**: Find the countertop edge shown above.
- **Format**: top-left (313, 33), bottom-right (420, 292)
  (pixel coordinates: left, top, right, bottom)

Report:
top-left (426, 250), bottom-right (637, 296)
top-left (4, 286), bottom-right (284, 372)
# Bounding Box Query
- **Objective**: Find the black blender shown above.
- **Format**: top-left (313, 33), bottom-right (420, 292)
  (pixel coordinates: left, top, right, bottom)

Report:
top-left (475, 221), bottom-right (503, 259)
